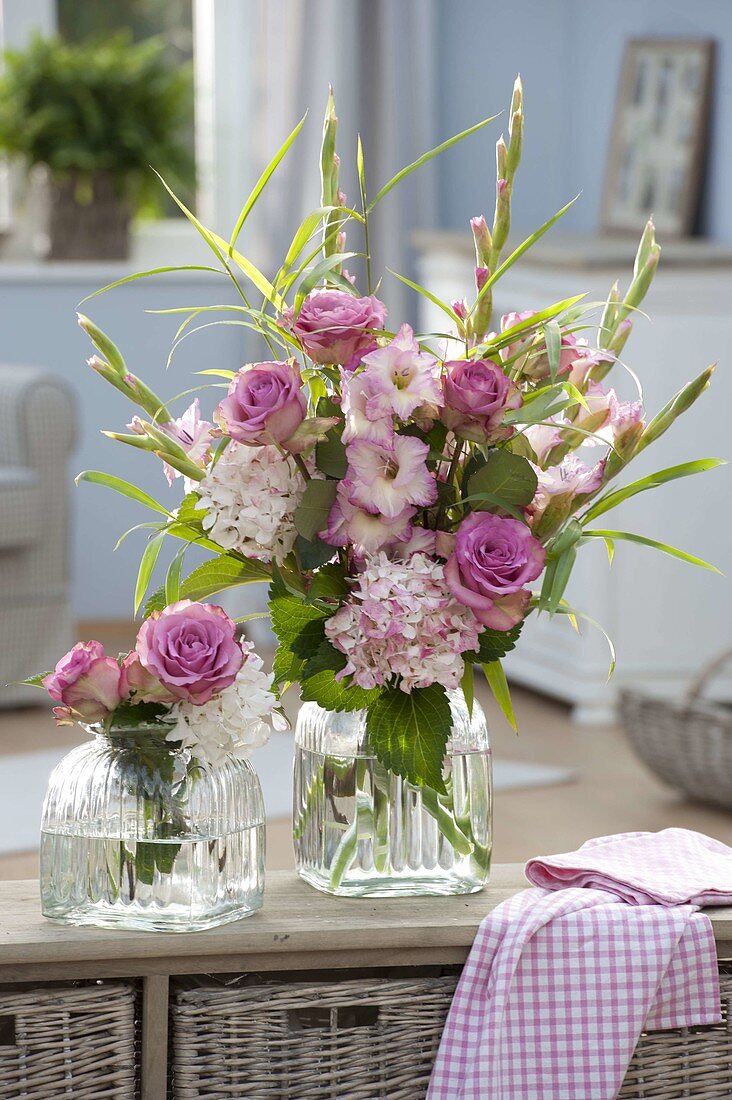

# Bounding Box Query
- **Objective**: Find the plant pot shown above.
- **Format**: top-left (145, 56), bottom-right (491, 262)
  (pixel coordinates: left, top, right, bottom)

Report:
top-left (41, 720), bottom-right (265, 931)
top-left (46, 171), bottom-right (131, 261)
top-left (293, 692), bottom-right (492, 897)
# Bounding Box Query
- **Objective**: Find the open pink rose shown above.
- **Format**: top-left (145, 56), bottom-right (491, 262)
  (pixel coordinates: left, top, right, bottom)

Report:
top-left (135, 600), bottom-right (243, 705)
top-left (215, 360), bottom-right (306, 446)
top-left (283, 288), bottom-right (387, 366)
top-left (43, 641), bottom-right (123, 724)
top-left (445, 512), bottom-right (545, 630)
top-left (441, 358), bottom-right (521, 443)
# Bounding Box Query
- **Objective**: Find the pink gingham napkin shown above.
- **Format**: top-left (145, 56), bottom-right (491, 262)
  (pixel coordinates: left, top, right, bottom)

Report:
top-left (429, 830), bottom-right (731, 1100)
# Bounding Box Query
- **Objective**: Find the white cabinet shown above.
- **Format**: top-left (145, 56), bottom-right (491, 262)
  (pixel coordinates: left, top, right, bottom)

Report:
top-left (415, 233), bottom-right (732, 722)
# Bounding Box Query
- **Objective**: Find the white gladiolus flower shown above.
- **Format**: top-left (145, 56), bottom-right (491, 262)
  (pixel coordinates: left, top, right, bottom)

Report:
top-left (169, 646), bottom-right (276, 765)
top-left (197, 442), bottom-right (307, 563)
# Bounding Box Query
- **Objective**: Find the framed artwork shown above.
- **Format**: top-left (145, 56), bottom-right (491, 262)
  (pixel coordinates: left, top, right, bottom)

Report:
top-left (601, 38), bottom-right (715, 238)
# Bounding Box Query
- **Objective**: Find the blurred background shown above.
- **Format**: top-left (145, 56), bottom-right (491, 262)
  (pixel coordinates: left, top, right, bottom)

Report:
top-left (0, 0), bottom-right (730, 879)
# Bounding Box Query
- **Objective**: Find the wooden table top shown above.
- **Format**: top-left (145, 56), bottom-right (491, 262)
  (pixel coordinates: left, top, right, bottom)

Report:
top-left (2, 867), bottom-right (732, 980)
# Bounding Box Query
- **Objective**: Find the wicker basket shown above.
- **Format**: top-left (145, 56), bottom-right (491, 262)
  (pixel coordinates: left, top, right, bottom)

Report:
top-left (0, 982), bottom-right (137, 1099)
top-left (171, 972), bottom-right (459, 1099)
top-left (618, 966), bottom-right (732, 1099)
top-left (620, 649), bottom-right (732, 809)
top-left (172, 966), bottom-right (732, 1099)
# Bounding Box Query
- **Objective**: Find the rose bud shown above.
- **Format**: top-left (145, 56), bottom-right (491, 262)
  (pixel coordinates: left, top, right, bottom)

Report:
top-left (43, 641), bottom-right (123, 725)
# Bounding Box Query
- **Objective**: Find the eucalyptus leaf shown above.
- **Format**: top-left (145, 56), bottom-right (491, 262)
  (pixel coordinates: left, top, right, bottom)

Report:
top-left (293, 480), bottom-right (338, 541)
top-left (467, 450), bottom-right (538, 510)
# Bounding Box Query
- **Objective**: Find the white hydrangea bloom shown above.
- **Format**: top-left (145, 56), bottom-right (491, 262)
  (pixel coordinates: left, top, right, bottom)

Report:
top-left (197, 442), bottom-right (307, 563)
top-left (169, 647), bottom-right (276, 765)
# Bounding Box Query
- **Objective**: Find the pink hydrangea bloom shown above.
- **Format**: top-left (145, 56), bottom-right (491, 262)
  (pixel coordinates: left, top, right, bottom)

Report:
top-left (324, 552), bottom-right (480, 693)
top-left (346, 435), bottom-right (437, 518)
top-left (359, 324), bottom-right (442, 419)
top-left (321, 483), bottom-right (414, 555)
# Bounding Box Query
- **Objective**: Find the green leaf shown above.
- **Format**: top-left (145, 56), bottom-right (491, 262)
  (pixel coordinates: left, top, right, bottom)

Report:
top-left (78, 266), bottom-right (222, 306)
top-left (134, 532), bottom-right (166, 615)
top-left (293, 251), bottom-right (360, 312)
top-left (295, 534), bottom-right (337, 571)
top-left (467, 450), bottom-right (538, 510)
top-left (270, 593), bottom-right (330, 657)
top-left (308, 562), bottom-right (350, 601)
top-left (482, 660), bottom-right (518, 731)
top-left (229, 114), bottom-right (307, 251)
top-left (582, 459), bottom-right (726, 524)
top-left (293, 480), bottom-right (338, 541)
top-left (273, 641), bottom-right (304, 688)
top-left (19, 672), bottom-right (51, 689)
top-left (386, 268), bottom-right (464, 328)
top-left (478, 296), bottom-right (586, 360)
top-left (365, 684), bottom-right (452, 794)
top-left (164, 545), bottom-right (187, 605)
top-left (145, 554), bottom-right (270, 615)
top-left (367, 113), bottom-right (500, 211)
top-left (315, 435), bottom-right (348, 479)
top-left (547, 544), bottom-right (577, 614)
top-left (300, 642), bottom-right (380, 712)
top-left (75, 471), bottom-right (172, 518)
top-left (544, 319), bottom-right (561, 383)
top-left (583, 530), bottom-right (721, 573)
top-left (465, 621), bottom-right (523, 664)
top-left (471, 195), bottom-right (581, 313)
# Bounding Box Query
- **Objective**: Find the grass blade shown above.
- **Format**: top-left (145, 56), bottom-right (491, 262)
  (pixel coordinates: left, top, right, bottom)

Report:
top-left (134, 532), bottom-right (166, 614)
top-left (78, 266), bottom-right (222, 306)
top-left (368, 113), bottom-right (500, 211)
top-left (582, 459), bottom-right (726, 524)
top-left (387, 268), bottom-right (465, 328)
top-left (584, 529), bottom-right (721, 573)
top-left (482, 660), bottom-right (518, 731)
top-left (75, 471), bottom-right (172, 517)
top-left (229, 113), bottom-right (307, 252)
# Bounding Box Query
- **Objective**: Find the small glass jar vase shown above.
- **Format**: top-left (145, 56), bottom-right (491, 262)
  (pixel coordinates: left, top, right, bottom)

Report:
top-left (41, 720), bottom-right (265, 931)
top-left (293, 692), bottom-right (491, 897)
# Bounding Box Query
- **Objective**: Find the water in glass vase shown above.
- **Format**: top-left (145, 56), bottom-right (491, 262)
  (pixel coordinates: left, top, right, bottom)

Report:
top-left (293, 694), bottom-right (492, 897)
top-left (40, 825), bottom-right (265, 932)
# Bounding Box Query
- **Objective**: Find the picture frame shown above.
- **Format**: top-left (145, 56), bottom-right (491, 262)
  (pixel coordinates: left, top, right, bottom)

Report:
top-left (601, 38), bottom-right (715, 238)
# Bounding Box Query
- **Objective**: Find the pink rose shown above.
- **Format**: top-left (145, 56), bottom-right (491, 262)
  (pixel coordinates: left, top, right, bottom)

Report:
top-left (445, 512), bottom-right (545, 630)
top-left (283, 288), bottom-right (387, 366)
top-left (441, 358), bottom-right (521, 443)
top-left (215, 360), bottom-right (307, 446)
top-left (135, 600), bottom-right (244, 705)
top-left (43, 641), bottom-right (123, 724)
top-left (119, 652), bottom-right (177, 705)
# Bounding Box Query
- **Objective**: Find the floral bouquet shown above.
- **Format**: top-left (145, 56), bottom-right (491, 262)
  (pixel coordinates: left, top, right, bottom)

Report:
top-left (31, 79), bottom-right (722, 900)
top-left (26, 600), bottom-right (277, 926)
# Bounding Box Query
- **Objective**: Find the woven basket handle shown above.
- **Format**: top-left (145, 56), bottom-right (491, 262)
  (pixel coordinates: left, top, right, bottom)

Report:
top-left (685, 648), bottom-right (732, 703)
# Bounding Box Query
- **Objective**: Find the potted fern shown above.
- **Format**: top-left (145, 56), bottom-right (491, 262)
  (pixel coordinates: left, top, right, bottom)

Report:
top-left (0, 32), bottom-right (193, 260)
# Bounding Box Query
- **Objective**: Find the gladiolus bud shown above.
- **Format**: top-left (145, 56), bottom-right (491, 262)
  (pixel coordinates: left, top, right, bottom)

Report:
top-left (78, 313), bottom-right (126, 377)
top-left (636, 367), bottom-right (714, 454)
top-left (496, 135), bottom-right (508, 180)
top-left (475, 266), bottom-right (489, 292)
top-left (451, 299), bottom-right (468, 321)
top-left (470, 214), bottom-right (492, 266)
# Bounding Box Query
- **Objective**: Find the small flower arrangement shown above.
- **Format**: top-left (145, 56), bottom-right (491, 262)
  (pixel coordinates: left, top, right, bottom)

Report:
top-left (27, 599), bottom-right (276, 766)
top-left (51, 79), bottom-right (720, 801)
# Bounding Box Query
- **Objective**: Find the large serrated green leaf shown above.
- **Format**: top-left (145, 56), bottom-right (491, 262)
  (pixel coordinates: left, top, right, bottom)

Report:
top-left (365, 684), bottom-right (451, 794)
top-left (467, 451), bottom-right (538, 510)
top-left (270, 594), bottom-right (330, 657)
top-left (293, 480), bottom-right (338, 541)
top-left (300, 642), bottom-right (380, 712)
top-left (465, 621), bottom-right (523, 664)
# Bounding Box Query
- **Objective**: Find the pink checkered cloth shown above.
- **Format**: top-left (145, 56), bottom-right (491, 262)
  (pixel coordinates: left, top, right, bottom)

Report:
top-left (428, 830), bottom-right (731, 1100)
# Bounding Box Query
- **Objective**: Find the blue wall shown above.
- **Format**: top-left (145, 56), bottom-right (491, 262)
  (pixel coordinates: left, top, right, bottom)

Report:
top-left (435, 0), bottom-right (732, 240)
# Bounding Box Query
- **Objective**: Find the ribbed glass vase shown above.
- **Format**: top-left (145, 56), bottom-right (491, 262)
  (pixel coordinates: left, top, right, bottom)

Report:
top-left (41, 721), bottom-right (265, 931)
top-left (293, 692), bottom-right (491, 897)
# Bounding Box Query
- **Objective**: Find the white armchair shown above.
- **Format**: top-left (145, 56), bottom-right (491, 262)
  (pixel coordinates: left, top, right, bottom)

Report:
top-left (0, 366), bottom-right (77, 706)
